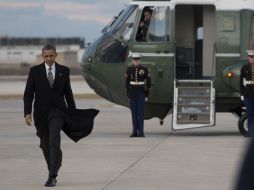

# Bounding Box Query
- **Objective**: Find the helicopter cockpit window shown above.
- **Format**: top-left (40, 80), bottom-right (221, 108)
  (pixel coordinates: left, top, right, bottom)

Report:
top-left (111, 5), bottom-right (138, 41)
top-left (146, 6), bottom-right (170, 42)
top-left (102, 10), bottom-right (124, 34)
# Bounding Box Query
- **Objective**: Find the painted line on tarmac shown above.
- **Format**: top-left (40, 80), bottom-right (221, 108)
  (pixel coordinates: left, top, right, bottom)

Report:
top-left (100, 133), bottom-right (175, 190)
top-left (0, 93), bottom-right (100, 100)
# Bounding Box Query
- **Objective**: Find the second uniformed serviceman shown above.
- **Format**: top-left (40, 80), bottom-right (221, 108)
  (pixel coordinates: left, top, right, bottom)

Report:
top-left (240, 49), bottom-right (254, 137)
top-left (125, 53), bottom-right (151, 137)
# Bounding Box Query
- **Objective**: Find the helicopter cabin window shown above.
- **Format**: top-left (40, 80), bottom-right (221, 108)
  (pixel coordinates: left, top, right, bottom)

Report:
top-left (112, 5), bottom-right (138, 41)
top-left (136, 7), bottom-right (153, 42)
top-left (136, 6), bottom-right (170, 42)
top-left (249, 15), bottom-right (254, 49)
top-left (217, 13), bottom-right (240, 52)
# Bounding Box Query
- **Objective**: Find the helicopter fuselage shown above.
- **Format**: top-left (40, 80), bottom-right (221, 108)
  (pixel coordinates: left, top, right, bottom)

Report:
top-left (81, 0), bottom-right (254, 121)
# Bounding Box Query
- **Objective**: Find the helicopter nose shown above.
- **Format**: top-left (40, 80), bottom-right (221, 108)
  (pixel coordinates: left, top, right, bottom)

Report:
top-left (81, 47), bottom-right (94, 73)
top-left (81, 50), bottom-right (112, 101)
top-left (82, 55), bottom-right (93, 66)
top-left (81, 67), bottom-right (112, 102)
top-left (81, 49), bottom-right (93, 66)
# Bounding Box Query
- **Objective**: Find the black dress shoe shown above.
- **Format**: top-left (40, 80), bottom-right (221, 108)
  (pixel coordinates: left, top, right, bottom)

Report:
top-left (130, 133), bottom-right (138, 137)
top-left (139, 134), bottom-right (145, 137)
top-left (45, 177), bottom-right (57, 187)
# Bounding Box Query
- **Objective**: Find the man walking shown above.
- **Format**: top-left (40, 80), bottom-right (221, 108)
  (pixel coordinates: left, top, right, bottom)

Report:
top-left (24, 44), bottom-right (78, 187)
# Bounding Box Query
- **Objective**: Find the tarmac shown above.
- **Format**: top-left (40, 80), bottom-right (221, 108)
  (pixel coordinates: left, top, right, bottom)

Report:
top-left (0, 75), bottom-right (250, 190)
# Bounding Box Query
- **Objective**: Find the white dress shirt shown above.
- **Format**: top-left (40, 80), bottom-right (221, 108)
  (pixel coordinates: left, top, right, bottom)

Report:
top-left (45, 62), bottom-right (56, 80)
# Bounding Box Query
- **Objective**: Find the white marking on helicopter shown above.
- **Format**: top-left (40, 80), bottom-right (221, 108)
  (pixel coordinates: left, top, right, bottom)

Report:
top-left (215, 53), bottom-right (241, 57)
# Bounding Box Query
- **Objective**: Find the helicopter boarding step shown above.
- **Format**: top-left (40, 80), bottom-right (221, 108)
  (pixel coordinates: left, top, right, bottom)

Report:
top-left (172, 80), bottom-right (215, 130)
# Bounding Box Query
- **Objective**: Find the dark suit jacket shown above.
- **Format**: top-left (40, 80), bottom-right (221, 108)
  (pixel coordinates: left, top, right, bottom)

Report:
top-left (24, 62), bottom-right (99, 141)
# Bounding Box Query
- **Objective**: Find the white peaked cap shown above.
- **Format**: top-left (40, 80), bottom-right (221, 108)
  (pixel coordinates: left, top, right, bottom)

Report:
top-left (247, 50), bottom-right (254, 56)
top-left (131, 52), bottom-right (142, 58)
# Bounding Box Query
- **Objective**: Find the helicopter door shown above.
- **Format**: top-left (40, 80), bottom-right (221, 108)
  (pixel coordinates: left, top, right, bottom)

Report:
top-left (175, 5), bottom-right (216, 79)
top-left (173, 5), bottom-right (216, 130)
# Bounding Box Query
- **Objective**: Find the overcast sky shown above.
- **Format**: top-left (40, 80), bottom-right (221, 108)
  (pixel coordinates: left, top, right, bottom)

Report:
top-left (0, 0), bottom-right (131, 43)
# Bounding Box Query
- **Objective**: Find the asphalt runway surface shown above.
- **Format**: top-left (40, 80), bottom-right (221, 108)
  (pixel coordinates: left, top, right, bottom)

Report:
top-left (0, 98), bottom-right (249, 190)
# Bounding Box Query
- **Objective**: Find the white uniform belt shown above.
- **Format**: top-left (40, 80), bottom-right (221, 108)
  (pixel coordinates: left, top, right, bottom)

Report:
top-left (243, 78), bottom-right (254, 86)
top-left (245, 81), bottom-right (254, 84)
top-left (130, 81), bottom-right (145, 85)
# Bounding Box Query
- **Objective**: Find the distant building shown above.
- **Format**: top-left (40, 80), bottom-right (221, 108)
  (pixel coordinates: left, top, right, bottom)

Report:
top-left (36, 51), bottom-right (78, 68)
top-left (0, 37), bottom-right (85, 74)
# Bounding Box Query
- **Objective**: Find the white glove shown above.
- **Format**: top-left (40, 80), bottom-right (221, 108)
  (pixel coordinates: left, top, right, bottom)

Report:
top-left (240, 96), bottom-right (244, 101)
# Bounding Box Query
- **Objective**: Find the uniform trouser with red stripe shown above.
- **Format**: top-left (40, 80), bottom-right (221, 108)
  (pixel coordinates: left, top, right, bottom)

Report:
top-left (129, 91), bottom-right (145, 136)
top-left (244, 97), bottom-right (254, 136)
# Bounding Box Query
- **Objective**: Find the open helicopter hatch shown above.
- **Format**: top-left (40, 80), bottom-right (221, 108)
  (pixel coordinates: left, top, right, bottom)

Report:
top-left (172, 4), bottom-right (216, 130)
top-left (174, 4), bottom-right (216, 80)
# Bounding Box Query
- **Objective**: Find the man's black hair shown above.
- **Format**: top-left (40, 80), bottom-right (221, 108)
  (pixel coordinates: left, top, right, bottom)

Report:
top-left (143, 7), bottom-right (152, 14)
top-left (42, 44), bottom-right (56, 53)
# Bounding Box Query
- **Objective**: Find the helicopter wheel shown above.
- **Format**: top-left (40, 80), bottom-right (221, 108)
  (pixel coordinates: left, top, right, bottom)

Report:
top-left (238, 113), bottom-right (250, 137)
top-left (160, 120), bottom-right (164, 126)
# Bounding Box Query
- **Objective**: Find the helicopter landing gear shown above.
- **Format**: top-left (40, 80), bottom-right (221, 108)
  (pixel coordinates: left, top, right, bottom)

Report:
top-left (160, 120), bottom-right (164, 126)
top-left (238, 112), bottom-right (249, 137)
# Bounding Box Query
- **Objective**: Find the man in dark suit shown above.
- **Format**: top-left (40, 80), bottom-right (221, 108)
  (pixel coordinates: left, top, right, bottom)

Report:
top-left (24, 44), bottom-right (77, 187)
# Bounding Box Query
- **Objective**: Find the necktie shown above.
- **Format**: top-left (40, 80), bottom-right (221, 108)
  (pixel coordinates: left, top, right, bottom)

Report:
top-left (48, 66), bottom-right (54, 88)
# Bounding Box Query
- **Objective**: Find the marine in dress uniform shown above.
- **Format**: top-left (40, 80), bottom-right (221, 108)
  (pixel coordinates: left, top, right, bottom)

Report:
top-left (240, 49), bottom-right (254, 137)
top-left (125, 53), bottom-right (151, 137)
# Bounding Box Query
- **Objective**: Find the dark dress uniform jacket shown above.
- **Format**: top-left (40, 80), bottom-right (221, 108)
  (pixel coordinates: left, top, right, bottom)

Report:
top-left (24, 63), bottom-right (99, 142)
top-left (240, 64), bottom-right (254, 100)
top-left (125, 64), bottom-right (151, 99)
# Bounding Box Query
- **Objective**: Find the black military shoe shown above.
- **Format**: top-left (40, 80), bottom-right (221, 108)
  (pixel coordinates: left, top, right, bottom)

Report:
top-left (45, 177), bottom-right (57, 187)
top-left (130, 133), bottom-right (138, 137)
top-left (139, 134), bottom-right (145, 137)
